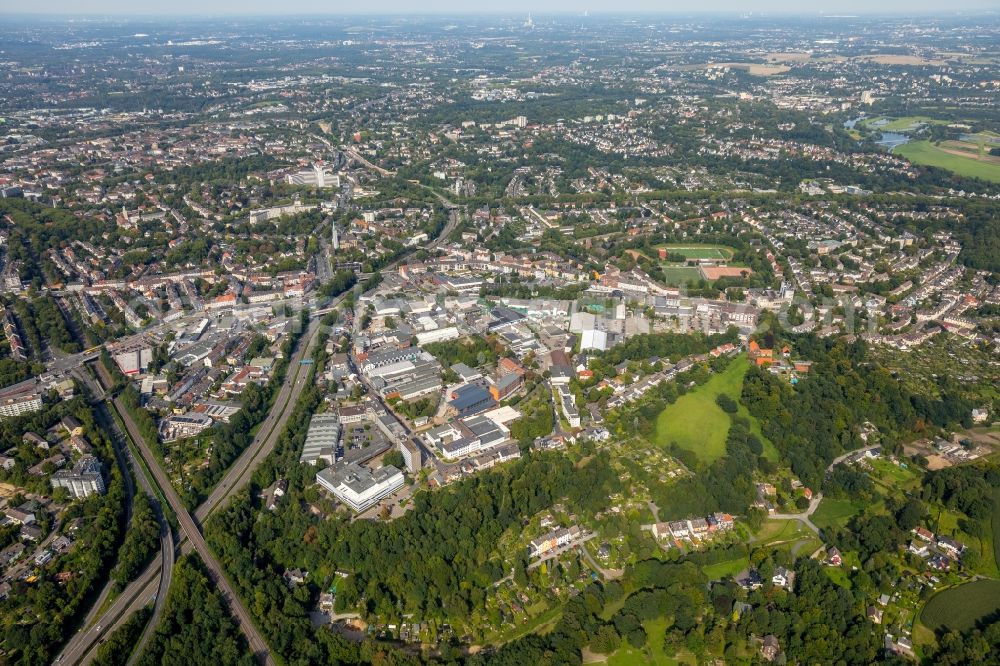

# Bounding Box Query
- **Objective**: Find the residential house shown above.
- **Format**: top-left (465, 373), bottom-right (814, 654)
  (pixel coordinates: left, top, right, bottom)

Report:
top-left (761, 635), bottom-right (780, 662)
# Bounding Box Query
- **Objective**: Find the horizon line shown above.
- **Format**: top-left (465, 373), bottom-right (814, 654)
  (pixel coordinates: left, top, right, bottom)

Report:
top-left (2, 9), bottom-right (999, 18)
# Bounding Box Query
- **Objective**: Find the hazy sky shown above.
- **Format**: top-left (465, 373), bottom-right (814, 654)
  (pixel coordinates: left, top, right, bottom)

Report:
top-left (3, 1), bottom-right (998, 16)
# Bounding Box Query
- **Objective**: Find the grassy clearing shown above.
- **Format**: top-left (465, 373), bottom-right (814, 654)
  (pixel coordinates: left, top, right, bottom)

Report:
top-left (755, 519), bottom-right (813, 546)
top-left (992, 489), bottom-right (1000, 573)
top-left (868, 458), bottom-right (921, 492)
top-left (702, 557), bottom-right (750, 581)
top-left (599, 617), bottom-right (687, 666)
top-left (812, 498), bottom-right (865, 531)
top-left (653, 356), bottom-right (778, 463)
top-left (653, 357), bottom-right (744, 462)
top-left (862, 115), bottom-right (945, 132)
top-left (912, 620), bottom-right (937, 652)
top-left (653, 366), bottom-right (735, 462)
top-left (824, 566), bottom-right (852, 589)
top-left (895, 140), bottom-right (1000, 182)
top-left (932, 506), bottom-right (960, 536)
top-left (919, 579), bottom-right (1000, 633)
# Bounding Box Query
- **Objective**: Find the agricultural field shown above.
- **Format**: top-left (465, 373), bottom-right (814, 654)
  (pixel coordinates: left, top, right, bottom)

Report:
top-left (919, 579), bottom-right (1000, 632)
top-left (895, 140), bottom-right (1000, 183)
top-left (653, 356), bottom-right (776, 463)
top-left (993, 489), bottom-right (1000, 572)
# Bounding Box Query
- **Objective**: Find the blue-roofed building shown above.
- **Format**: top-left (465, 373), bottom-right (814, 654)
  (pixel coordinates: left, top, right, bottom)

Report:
top-left (449, 384), bottom-right (496, 417)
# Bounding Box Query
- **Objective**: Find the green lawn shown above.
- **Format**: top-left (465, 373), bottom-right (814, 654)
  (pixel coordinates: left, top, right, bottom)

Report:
top-left (932, 506), bottom-right (960, 536)
top-left (919, 579), bottom-right (1000, 633)
top-left (702, 557), bottom-right (750, 581)
top-left (653, 356), bottom-right (776, 463)
top-left (868, 458), bottom-right (920, 491)
top-left (862, 115), bottom-right (945, 132)
top-left (755, 519), bottom-right (813, 546)
top-left (895, 141), bottom-right (1000, 183)
top-left (992, 490), bottom-right (1000, 573)
top-left (824, 565), bottom-right (853, 589)
top-left (653, 358), bottom-right (741, 462)
top-left (811, 498), bottom-right (864, 531)
top-left (598, 617), bottom-right (688, 666)
top-left (659, 265), bottom-right (703, 286)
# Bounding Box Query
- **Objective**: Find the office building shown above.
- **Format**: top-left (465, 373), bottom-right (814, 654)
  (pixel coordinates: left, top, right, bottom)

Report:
top-left (399, 439), bottom-right (422, 473)
top-left (286, 164), bottom-right (340, 189)
top-left (316, 462), bottom-right (404, 512)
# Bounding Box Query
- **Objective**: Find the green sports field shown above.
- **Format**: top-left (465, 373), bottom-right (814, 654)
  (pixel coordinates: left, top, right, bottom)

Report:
top-left (659, 266), bottom-right (703, 285)
top-left (895, 141), bottom-right (1000, 183)
top-left (658, 244), bottom-right (735, 260)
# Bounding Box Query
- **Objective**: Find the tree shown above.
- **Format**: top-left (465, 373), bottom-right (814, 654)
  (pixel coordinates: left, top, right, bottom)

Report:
top-left (590, 625), bottom-right (621, 654)
top-left (895, 498), bottom-right (926, 531)
top-left (716, 394), bottom-right (738, 414)
top-left (383, 450), bottom-right (405, 470)
top-left (625, 627), bottom-right (647, 649)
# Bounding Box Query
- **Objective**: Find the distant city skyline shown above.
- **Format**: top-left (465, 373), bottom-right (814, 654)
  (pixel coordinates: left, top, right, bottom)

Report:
top-left (2, 1), bottom-right (998, 17)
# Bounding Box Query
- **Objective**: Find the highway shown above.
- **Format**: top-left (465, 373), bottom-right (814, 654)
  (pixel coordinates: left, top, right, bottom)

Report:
top-left (113, 394), bottom-right (275, 665)
top-left (55, 370), bottom-right (175, 665)
top-left (195, 314), bottom-right (324, 521)
top-left (340, 145), bottom-right (396, 178)
top-left (58, 184), bottom-right (463, 664)
top-left (59, 311), bottom-right (328, 665)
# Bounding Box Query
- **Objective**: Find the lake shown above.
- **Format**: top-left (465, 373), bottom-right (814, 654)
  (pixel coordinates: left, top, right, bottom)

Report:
top-left (844, 117), bottom-right (910, 151)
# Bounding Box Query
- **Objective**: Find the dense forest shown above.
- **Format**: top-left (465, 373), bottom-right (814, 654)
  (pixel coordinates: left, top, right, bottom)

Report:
top-left (136, 555), bottom-right (254, 666)
top-left (110, 493), bottom-right (160, 591)
top-left (742, 337), bottom-right (973, 489)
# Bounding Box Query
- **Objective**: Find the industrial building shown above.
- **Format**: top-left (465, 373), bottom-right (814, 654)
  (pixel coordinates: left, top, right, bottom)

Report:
top-left (300, 413), bottom-right (342, 465)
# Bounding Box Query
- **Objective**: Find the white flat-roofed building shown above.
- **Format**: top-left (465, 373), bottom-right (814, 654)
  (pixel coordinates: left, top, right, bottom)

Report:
top-left (425, 414), bottom-right (508, 460)
top-left (415, 326), bottom-right (460, 346)
top-left (0, 392), bottom-right (43, 419)
top-left (50, 455), bottom-right (105, 498)
top-left (286, 164), bottom-right (340, 189)
top-left (316, 462), bottom-right (403, 512)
